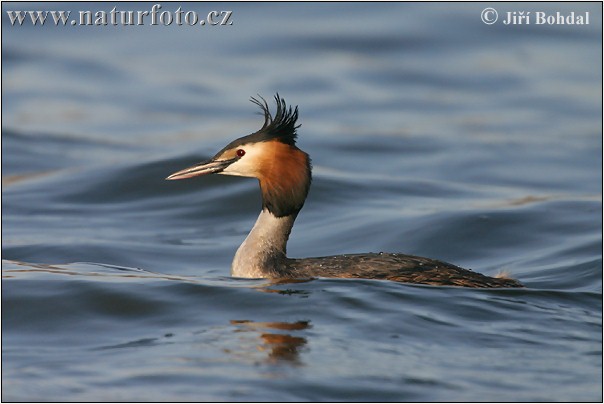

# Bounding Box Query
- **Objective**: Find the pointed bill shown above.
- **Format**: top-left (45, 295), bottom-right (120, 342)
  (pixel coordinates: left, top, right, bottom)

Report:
top-left (166, 158), bottom-right (236, 180)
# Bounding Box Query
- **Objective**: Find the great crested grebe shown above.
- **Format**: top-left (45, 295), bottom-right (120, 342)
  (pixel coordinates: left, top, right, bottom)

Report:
top-left (167, 95), bottom-right (522, 288)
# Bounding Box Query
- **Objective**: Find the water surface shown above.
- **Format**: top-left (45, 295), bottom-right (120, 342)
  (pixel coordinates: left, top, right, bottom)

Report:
top-left (2, 2), bottom-right (602, 401)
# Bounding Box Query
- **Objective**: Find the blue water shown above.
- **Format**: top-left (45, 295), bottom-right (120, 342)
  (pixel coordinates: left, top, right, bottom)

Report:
top-left (2, 2), bottom-right (602, 401)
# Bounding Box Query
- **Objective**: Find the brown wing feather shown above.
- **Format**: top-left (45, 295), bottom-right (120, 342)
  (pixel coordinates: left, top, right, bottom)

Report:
top-left (285, 253), bottom-right (523, 288)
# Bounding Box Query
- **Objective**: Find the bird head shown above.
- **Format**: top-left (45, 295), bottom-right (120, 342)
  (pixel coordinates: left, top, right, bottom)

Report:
top-left (167, 94), bottom-right (312, 217)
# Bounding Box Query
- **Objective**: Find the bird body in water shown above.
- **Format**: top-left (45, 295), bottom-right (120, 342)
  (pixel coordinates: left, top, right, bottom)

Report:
top-left (167, 95), bottom-right (522, 288)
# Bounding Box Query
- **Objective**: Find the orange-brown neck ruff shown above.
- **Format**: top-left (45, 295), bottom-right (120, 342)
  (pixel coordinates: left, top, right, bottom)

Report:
top-left (257, 140), bottom-right (311, 218)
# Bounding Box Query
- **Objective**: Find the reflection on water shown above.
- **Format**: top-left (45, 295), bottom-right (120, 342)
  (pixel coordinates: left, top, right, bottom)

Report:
top-left (95, 336), bottom-right (170, 351)
top-left (229, 320), bottom-right (310, 366)
top-left (1, 170), bottom-right (58, 187)
top-left (2, 259), bottom-right (194, 283)
top-left (255, 278), bottom-right (314, 297)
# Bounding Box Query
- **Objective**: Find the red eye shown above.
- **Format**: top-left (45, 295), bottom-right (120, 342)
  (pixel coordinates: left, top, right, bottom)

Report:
top-left (236, 149), bottom-right (246, 157)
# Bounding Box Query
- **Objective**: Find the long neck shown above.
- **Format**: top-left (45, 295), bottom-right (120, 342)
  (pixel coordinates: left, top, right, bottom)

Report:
top-left (230, 142), bottom-right (310, 278)
top-left (231, 209), bottom-right (297, 278)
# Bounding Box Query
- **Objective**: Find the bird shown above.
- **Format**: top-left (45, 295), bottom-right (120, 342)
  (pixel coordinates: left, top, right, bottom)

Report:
top-left (166, 94), bottom-right (523, 288)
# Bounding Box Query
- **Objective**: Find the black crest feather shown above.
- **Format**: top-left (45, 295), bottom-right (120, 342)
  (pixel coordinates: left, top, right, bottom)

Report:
top-left (249, 93), bottom-right (300, 146)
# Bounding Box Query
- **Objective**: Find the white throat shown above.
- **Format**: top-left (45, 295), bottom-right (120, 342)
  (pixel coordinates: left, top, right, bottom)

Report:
top-left (231, 209), bottom-right (296, 278)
